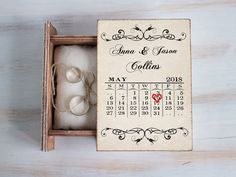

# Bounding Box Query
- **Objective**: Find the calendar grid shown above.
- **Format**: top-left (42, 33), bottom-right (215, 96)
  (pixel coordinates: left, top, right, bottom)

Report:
top-left (105, 82), bottom-right (184, 118)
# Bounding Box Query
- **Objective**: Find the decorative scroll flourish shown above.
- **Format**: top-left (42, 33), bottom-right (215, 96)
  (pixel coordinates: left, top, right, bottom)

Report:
top-left (101, 127), bottom-right (189, 144)
top-left (101, 25), bottom-right (186, 42)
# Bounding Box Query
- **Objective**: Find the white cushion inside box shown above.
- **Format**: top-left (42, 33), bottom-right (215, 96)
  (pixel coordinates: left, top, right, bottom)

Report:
top-left (53, 45), bottom-right (97, 130)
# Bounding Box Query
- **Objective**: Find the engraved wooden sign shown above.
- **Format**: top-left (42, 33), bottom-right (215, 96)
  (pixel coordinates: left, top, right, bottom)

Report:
top-left (97, 19), bottom-right (192, 151)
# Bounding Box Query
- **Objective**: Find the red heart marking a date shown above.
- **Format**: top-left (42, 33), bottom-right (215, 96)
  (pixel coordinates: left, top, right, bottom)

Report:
top-left (152, 93), bottom-right (162, 104)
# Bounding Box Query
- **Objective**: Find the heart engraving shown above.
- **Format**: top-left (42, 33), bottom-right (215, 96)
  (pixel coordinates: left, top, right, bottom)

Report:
top-left (151, 92), bottom-right (162, 104)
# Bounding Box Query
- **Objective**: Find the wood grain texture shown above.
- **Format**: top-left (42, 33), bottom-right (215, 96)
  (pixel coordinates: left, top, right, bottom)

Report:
top-left (0, 0), bottom-right (235, 176)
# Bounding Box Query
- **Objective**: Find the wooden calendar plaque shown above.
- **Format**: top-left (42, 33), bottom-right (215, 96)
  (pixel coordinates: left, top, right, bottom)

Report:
top-left (97, 19), bottom-right (192, 151)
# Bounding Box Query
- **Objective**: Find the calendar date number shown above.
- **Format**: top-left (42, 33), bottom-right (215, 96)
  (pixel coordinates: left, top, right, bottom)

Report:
top-left (166, 77), bottom-right (182, 82)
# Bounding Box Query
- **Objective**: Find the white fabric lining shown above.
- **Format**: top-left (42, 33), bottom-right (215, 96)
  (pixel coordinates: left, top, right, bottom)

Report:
top-left (53, 45), bottom-right (97, 130)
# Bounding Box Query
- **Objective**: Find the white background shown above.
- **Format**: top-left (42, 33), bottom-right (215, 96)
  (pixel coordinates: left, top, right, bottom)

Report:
top-left (0, 0), bottom-right (235, 176)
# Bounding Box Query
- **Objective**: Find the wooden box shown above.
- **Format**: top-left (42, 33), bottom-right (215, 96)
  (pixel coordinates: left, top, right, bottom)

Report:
top-left (41, 21), bottom-right (96, 151)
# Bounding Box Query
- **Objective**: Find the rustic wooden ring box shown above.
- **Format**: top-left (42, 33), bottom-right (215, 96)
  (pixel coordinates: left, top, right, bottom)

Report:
top-left (42, 21), bottom-right (96, 151)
